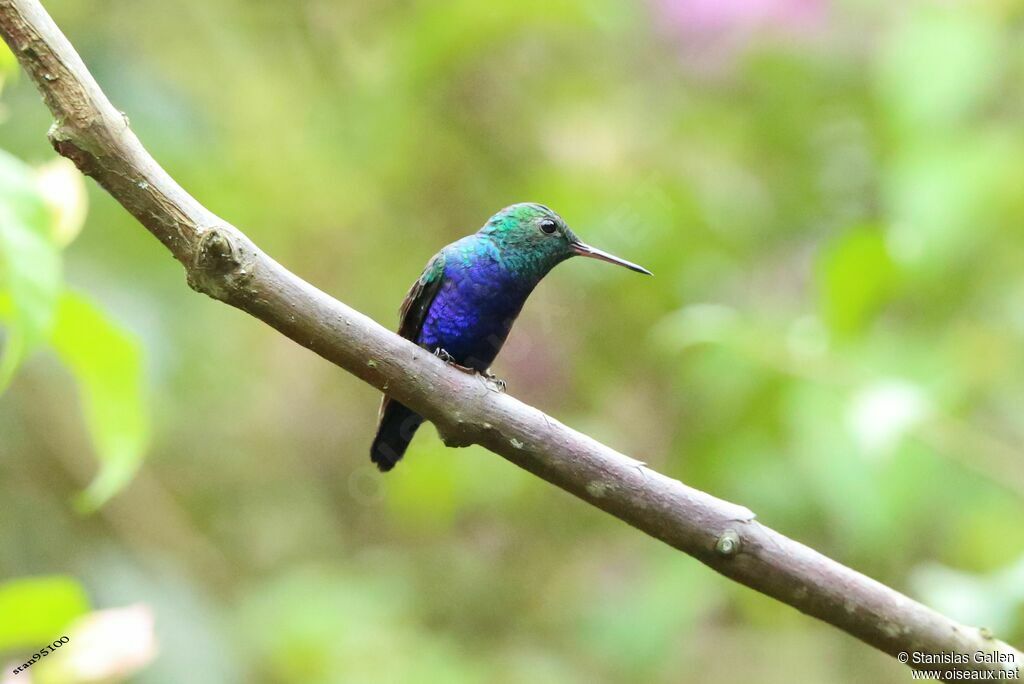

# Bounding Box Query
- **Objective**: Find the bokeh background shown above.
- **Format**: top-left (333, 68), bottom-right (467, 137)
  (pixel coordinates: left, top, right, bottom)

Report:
top-left (2, 0), bottom-right (1024, 682)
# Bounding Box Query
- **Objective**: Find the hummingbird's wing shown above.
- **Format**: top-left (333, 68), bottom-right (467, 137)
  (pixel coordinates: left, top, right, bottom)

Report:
top-left (370, 251), bottom-right (446, 471)
top-left (397, 251), bottom-right (446, 342)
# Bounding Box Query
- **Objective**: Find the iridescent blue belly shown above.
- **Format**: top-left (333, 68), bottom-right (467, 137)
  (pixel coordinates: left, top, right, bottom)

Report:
top-left (417, 251), bottom-right (532, 371)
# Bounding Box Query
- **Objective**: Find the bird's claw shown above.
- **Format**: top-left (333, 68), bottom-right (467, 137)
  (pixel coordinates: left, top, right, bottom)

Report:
top-left (433, 349), bottom-right (505, 391)
top-left (434, 348), bottom-right (477, 375)
top-left (482, 371), bottom-right (506, 393)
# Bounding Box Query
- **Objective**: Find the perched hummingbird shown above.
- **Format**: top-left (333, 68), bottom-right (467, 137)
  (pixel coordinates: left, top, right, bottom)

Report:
top-left (370, 203), bottom-right (651, 471)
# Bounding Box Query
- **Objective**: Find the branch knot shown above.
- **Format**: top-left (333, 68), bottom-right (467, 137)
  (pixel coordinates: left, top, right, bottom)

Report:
top-left (715, 529), bottom-right (742, 558)
top-left (187, 227), bottom-right (253, 301)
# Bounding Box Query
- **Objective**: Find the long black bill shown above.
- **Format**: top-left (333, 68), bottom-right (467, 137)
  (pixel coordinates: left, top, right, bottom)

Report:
top-left (571, 241), bottom-right (652, 275)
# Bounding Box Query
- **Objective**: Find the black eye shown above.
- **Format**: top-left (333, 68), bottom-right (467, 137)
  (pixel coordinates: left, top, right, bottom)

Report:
top-left (539, 219), bottom-right (558, 234)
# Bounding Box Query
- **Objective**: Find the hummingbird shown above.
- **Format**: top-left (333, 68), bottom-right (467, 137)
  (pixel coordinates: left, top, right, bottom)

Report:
top-left (370, 203), bottom-right (651, 471)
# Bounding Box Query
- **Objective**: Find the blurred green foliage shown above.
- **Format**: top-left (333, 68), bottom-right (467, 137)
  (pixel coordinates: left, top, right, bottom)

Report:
top-left (51, 291), bottom-right (149, 511)
top-left (0, 40), bottom-right (15, 92)
top-left (0, 576), bottom-right (88, 651)
top-left (0, 149), bottom-right (61, 391)
top-left (0, 149), bottom-right (149, 512)
top-left (2, 0), bottom-right (1024, 682)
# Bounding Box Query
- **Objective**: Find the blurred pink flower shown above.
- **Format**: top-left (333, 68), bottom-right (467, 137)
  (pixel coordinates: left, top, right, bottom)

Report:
top-left (653, 0), bottom-right (827, 69)
top-left (1, 605), bottom-right (157, 684)
top-left (61, 604), bottom-right (158, 682)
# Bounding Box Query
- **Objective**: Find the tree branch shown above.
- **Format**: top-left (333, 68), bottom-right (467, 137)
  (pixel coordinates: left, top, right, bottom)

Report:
top-left (1, 0), bottom-right (1019, 679)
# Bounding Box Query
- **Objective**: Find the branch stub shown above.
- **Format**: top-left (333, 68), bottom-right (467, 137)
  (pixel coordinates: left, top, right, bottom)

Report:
top-left (715, 529), bottom-right (742, 558)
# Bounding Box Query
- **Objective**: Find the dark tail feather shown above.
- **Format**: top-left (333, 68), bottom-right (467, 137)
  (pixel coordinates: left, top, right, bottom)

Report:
top-left (370, 399), bottom-right (424, 471)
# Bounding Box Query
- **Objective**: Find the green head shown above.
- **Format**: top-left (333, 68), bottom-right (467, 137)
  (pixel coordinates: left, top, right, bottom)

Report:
top-left (479, 203), bottom-right (652, 278)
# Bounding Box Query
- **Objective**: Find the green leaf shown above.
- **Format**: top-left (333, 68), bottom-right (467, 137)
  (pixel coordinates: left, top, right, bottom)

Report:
top-left (0, 149), bottom-right (62, 392)
top-left (817, 227), bottom-right (896, 338)
top-left (0, 576), bottom-right (90, 650)
top-left (0, 41), bottom-right (14, 75)
top-left (0, 41), bottom-right (15, 94)
top-left (35, 158), bottom-right (89, 248)
top-left (50, 290), bottom-right (150, 511)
